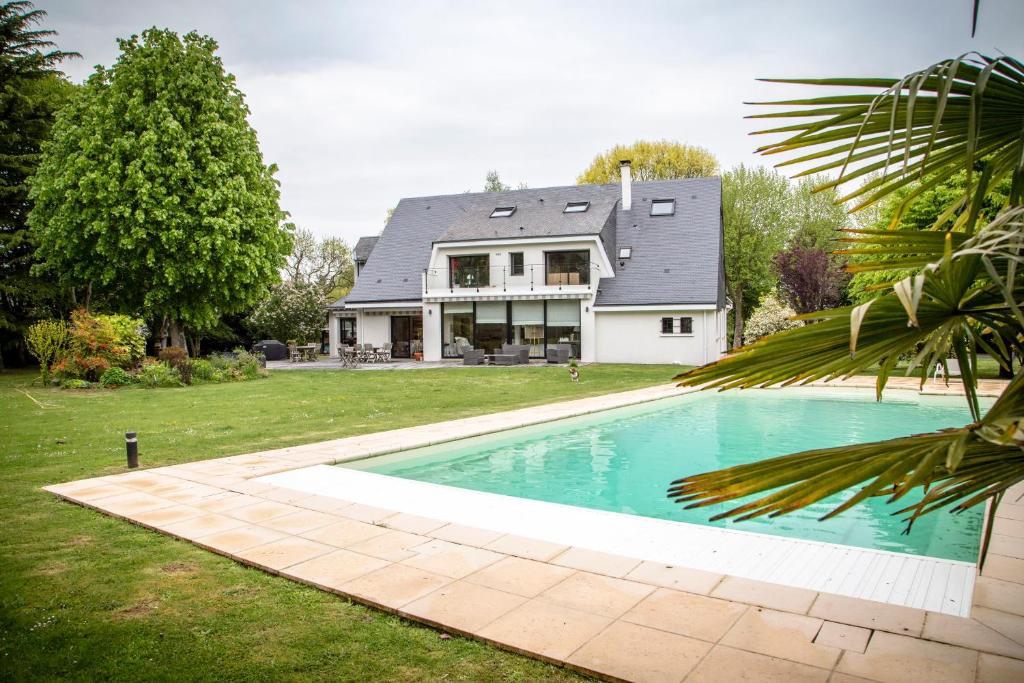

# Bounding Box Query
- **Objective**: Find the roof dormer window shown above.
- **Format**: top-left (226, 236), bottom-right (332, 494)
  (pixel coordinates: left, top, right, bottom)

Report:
top-left (490, 206), bottom-right (516, 218)
top-left (563, 201), bottom-right (589, 213)
top-left (650, 199), bottom-right (675, 216)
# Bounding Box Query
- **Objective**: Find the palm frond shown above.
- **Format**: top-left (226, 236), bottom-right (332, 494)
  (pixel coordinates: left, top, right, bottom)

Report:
top-left (668, 373), bottom-right (1024, 524)
top-left (749, 54), bottom-right (1024, 230)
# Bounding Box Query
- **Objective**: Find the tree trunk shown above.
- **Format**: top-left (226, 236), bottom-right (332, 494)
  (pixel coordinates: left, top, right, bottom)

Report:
top-left (187, 331), bottom-right (201, 358)
top-left (732, 284), bottom-right (744, 349)
top-left (83, 281), bottom-right (92, 310)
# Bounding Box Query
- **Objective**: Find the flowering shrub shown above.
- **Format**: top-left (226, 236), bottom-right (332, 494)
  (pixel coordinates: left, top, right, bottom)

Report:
top-left (743, 292), bottom-right (804, 345)
top-left (52, 309), bottom-right (147, 380)
top-left (245, 282), bottom-right (327, 344)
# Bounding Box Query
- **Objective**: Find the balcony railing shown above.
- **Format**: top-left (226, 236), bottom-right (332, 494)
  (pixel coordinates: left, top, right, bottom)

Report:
top-left (423, 262), bottom-right (602, 294)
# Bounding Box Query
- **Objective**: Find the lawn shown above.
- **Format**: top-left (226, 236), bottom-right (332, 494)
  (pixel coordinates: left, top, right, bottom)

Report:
top-left (0, 364), bottom-right (681, 681)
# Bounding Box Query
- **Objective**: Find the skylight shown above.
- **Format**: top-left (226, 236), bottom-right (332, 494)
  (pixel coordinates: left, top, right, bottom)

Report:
top-left (490, 206), bottom-right (516, 218)
top-left (650, 199), bottom-right (675, 216)
top-left (563, 201), bottom-right (590, 213)
top-left (618, 247), bottom-right (632, 259)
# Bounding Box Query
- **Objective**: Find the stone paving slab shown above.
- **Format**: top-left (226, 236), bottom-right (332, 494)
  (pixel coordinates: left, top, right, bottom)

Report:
top-left (42, 381), bottom-right (1024, 682)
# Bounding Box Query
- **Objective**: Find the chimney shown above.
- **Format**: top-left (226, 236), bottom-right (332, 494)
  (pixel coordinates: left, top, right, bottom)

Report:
top-left (620, 159), bottom-right (632, 211)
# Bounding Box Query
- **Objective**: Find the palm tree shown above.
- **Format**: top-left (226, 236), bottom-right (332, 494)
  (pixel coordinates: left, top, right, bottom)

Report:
top-left (668, 53), bottom-right (1024, 563)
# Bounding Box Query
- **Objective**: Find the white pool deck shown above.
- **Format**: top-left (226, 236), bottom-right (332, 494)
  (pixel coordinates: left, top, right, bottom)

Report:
top-left (260, 463), bottom-right (978, 617)
top-left (45, 376), bottom-right (1024, 682)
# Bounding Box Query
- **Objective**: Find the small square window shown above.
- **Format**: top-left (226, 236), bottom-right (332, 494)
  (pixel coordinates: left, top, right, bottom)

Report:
top-left (509, 252), bottom-right (524, 276)
top-left (564, 201), bottom-right (590, 213)
top-left (661, 317), bottom-right (673, 334)
top-left (618, 247), bottom-right (632, 259)
top-left (679, 317), bottom-right (693, 334)
top-left (490, 206), bottom-right (516, 218)
top-left (650, 199), bottom-right (675, 216)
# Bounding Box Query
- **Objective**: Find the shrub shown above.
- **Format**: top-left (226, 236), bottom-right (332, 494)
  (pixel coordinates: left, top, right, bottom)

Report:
top-left (233, 348), bottom-right (266, 380)
top-left (60, 378), bottom-right (93, 390)
top-left (158, 346), bottom-right (189, 368)
top-left (25, 319), bottom-right (71, 383)
top-left (208, 352), bottom-right (234, 371)
top-left (52, 354), bottom-right (110, 382)
top-left (56, 309), bottom-right (147, 380)
top-left (138, 359), bottom-right (182, 388)
top-left (178, 360), bottom-right (194, 385)
top-left (99, 367), bottom-right (134, 387)
top-left (191, 359), bottom-right (216, 382)
top-left (743, 292), bottom-right (804, 345)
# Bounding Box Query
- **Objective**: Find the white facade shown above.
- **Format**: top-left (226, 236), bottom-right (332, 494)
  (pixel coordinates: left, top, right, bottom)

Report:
top-left (593, 306), bottom-right (727, 366)
top-left (327, 233), bottom-right (728, 366)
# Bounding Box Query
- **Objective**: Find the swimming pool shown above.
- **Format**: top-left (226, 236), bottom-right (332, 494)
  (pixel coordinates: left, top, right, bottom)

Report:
top-left (344, 389), bottom-right (986, 562)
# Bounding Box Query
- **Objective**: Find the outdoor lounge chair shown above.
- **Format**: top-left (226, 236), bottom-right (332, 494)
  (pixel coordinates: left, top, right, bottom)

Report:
top-left (546, 344), bottom-right (571, 364)
top-left (933, 358), bottom-right (962, 381)
top-left (463, 349), bottom-right (485, 366)
top-left (501, 343), bottom-right (530, 364)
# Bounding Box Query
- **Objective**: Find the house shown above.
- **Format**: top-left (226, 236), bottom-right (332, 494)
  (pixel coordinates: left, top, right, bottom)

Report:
top-left (327, 161), bottom-right (729, 364)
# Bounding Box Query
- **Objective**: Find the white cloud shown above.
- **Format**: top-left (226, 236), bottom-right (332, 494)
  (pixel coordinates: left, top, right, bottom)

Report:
top-left (40, 0), bottom-right (1024, 243)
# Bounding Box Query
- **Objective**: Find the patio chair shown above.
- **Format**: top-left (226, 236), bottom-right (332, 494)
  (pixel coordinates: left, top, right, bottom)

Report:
top-left (463, 349), bottom-right (485, 366)
top-left (377, 342), bottom-right (392, 363)
top-left (359, 343), bottom-right (375, 363)
top-left (288, 342), bottom-right (300, 363)
top-left (340, 345), bottom-right (359, 368)
top-left (933, 358), bottom-right (962, 382)
top-left (546, 344), bottom-right (571, 364)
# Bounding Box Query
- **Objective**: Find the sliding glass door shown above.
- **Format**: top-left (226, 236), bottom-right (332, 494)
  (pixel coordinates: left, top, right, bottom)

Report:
top-left (390, 315), bottom-right (423, 358)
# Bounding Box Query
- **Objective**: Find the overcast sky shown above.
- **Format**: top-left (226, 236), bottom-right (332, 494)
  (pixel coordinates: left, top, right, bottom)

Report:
top-left (39, 0), bottom-right (1024, 244)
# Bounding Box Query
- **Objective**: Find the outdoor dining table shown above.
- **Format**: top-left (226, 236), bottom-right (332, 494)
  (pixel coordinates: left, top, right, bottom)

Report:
top-left (296, 344), bottom-right (318, 361)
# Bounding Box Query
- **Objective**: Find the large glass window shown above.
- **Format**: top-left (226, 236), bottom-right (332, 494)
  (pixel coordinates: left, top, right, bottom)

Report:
top-left (545, 300), bottom-right (581, 359)
top-left (545, 250), bottom-right (590, 286)
top-left (442, 302), bottom-right (474, 357)
top-left (511, 300), bottom-right (545, 357)
top-left (449, 254), bottom-right (490, 288)
top-left (474, 301), bottom-right (507, 354)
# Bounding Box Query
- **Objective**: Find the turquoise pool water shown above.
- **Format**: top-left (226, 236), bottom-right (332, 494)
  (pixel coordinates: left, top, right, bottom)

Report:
top-left (345, 389), bottom-right (985, 562)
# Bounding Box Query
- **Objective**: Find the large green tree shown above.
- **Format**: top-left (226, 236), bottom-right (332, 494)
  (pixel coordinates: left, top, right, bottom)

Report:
top-left (670, 54), bottom-right (1024, 559)
top-left (576, 139), bottom-right (719, 184)
top-left (721, 165), bottom-right (791, 347)
top-left (0, 1), bottom-right (77, 367)
top-left (28, 28), bottom-right (292, 341)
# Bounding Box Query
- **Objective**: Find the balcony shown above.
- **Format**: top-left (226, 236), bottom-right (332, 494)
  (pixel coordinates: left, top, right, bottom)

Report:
top-left (423, 262), bottom-right (601, 296)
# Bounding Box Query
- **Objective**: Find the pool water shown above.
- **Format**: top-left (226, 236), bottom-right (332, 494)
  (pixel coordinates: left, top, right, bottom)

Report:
top-left (345, 389), bottom-right (985, 562)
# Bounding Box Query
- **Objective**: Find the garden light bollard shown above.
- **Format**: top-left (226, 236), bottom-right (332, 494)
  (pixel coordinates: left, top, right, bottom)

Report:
top-left (125, 432), bottom-right (139, 468)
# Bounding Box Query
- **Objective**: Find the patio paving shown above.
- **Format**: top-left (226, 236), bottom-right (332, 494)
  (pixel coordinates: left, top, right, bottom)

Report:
top-left (43, 380), bottom-right (1024, 682)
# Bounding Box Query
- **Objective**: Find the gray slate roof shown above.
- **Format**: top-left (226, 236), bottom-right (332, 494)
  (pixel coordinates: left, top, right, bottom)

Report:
top-left (345, 178), bottom-right (724, 307)
top-left (438, 187), bottom-right (617, 242)
top-left (353, 236), bottom-right (378, 262)
top-left (598, 177), bottom-right (724, 306)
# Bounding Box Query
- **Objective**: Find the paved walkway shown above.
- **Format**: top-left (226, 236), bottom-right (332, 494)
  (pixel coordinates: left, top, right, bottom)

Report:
top-left (44, 380), bottom-right (1024, 682)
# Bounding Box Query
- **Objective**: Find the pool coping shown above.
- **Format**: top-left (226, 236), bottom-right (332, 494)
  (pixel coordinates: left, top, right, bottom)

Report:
top-left (43, 377), bottom-right (1024, 682)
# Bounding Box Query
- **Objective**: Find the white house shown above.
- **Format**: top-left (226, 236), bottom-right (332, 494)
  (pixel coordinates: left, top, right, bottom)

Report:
top-left (328, 162), bottom-right (729, 364)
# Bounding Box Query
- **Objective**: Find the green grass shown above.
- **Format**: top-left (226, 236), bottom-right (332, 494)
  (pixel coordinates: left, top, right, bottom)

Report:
top-left (856, 355), bottom-right (1008, 379)
top-left (0, 364), bottom-right (681, 681)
